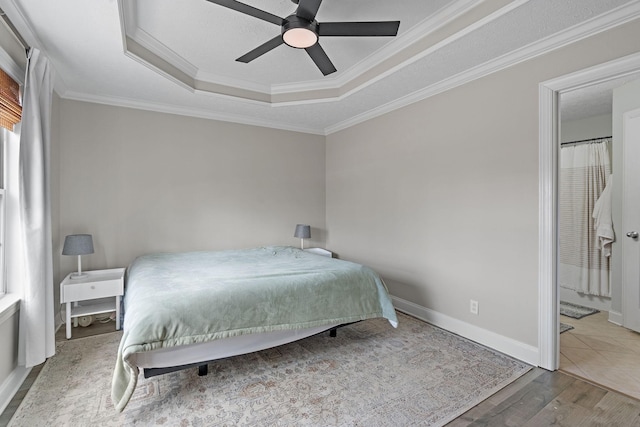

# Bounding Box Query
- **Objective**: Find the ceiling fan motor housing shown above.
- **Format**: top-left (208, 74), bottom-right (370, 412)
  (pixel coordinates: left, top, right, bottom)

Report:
top-left (282, 15), bottom-right (319, 48)
top-left (205, 0), bottom-right (399, 75)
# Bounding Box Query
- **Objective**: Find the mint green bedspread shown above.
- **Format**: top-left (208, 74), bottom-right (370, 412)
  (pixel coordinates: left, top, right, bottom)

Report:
top-left (112, 246), bottom-right (397, 412)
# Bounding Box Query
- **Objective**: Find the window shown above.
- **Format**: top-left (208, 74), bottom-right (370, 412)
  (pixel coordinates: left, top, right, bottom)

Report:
top-left (0, 116), bottom-right (20, 300)
top-left (0, 67), bottom-right (22, 132)
top-left (0, 128), bottom-right (6, 296)
top-left (0, 67), bottom-right (21, 297)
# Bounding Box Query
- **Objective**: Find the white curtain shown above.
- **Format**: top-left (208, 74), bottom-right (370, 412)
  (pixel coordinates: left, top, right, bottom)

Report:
top-left (559, 138), bottom-right (612, 297)
top-left (17, 48), bottom-right (55, 367)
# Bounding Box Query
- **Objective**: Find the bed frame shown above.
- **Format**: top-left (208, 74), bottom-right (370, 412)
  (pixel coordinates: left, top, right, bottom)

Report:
top-left (142, 324), bottom-right (352, 379)
top-left (113, 247), bottom-right (397, 412)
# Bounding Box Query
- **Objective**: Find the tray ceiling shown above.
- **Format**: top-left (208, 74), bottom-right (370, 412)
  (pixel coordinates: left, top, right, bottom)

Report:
top-left (0, 0), bottom-right (638, 134)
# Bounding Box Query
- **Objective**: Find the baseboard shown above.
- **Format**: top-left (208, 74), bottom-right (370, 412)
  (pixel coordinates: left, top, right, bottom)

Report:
top-left (0, 366), bottom-right (31, 416)
top-left (391, 296), bottom-right (539, 366)
top-left (608, 310), bottom-right (623, 326)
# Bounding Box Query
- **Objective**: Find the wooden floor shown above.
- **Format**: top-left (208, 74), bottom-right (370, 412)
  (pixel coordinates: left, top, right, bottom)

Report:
top-left (447, 368), bottom-right (640, 426)
top-left (3, 320), bottom-right (640, 426)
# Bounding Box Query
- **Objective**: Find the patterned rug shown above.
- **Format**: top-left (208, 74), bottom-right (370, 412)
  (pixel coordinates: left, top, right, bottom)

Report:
top-left (9, 313), bottom-right (530, 426)
top-left (560, 322), bottom-right (574, 334)
top-left (560, 301), bottom-right (600, 319)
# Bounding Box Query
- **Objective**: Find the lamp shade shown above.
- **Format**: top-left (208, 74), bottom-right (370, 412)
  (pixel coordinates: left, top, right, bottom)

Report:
top-left (62, 234), bottom-right (94, 256)
top-left (294, 224), bottom-right (311, 239)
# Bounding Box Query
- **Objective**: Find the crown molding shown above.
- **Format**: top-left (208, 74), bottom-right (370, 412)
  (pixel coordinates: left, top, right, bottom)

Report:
top-left (118, 0), bottom-right (493, 104)
top-left (121, 2), bottom-right (274, 95)
top-left (270, 0), bottom-right (486, 95)
top-left (59, 90), bottom-right (325, 135)
top-left (131, 27), bottom-right (200, 79)
top-left (40, 0), bottom-right (640, 136)
top-left (266, 0), bottom-right (529, 108)
top-left (324, 1), bottom-right (640, 134)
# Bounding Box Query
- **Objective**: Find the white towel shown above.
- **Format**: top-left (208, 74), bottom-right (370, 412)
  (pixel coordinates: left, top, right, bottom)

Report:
top-left (592, 174), bottom-right (614, 257)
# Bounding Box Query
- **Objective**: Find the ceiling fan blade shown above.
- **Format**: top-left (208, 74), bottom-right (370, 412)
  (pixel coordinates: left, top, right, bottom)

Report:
top-left (318, 21), bottom-right (400, 37)
top-left (296, 0), bottom-right (323, 22)
top-left (305, 43), bottom-right (336, 76)
top-left (236, 35), bottom-right (284, 63)
top-left (205, 0), bottom-right (283, 26)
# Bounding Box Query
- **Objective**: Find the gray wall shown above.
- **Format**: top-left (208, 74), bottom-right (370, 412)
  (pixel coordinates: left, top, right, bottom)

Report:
top-left (55, 100), bottom-right (326, 280)
top-left (325, 20), bottom-right (640, 348)
top-left (0, 10), bottom-right (637, 389)
top-left (561, 114), bottom-right (612, 143)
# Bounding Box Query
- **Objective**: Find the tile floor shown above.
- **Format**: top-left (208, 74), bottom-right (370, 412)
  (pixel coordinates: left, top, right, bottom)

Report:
top-left (560, 310), bottom-right (640, 400)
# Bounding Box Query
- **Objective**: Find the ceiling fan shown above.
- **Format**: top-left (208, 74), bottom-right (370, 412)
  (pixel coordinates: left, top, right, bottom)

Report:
top-left (205, 0), bottom-right (400, 76)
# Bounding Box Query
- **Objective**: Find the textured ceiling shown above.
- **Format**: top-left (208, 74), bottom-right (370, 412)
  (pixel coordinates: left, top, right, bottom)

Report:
top-left (0, 0), bottom-right (638, 134)
top-left (560, 73), bottom-right (640, 123)
top-left (130, 0), bottom-right (445, 87)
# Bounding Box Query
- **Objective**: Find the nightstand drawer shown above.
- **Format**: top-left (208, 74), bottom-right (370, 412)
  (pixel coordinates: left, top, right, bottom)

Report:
top-left (63, 279), bottom-right (123, 302)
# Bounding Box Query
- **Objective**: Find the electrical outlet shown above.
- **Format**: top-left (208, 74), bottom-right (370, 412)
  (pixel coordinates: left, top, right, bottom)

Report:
top-left (470, 300), bottom-right (479, 315)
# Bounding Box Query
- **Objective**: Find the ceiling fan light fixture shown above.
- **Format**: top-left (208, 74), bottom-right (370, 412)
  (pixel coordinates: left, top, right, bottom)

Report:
top-left (283, 28), bottom-right (317, 48)
top-left (282, 15), bottom-right (318, 48)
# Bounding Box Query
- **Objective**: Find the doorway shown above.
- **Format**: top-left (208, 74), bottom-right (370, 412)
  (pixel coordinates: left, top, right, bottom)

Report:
top-left (537, 52), bottom-right (640, 374)
top-left (556, 93), bottom-right (640, 398)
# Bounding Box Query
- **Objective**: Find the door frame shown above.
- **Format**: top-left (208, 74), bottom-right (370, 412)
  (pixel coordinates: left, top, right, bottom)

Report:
top-left (538, 52), bottom-right (640, 370)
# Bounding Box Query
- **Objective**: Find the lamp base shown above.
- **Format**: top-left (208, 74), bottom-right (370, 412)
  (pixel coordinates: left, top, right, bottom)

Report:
top-left (70, 272), bottom-right (89, 279)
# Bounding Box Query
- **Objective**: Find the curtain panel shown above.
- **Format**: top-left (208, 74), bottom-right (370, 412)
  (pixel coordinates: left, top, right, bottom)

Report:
top-left (558, 139), bottom-right (612, 297)
top-left (17, 48), bottom-right (55, 367)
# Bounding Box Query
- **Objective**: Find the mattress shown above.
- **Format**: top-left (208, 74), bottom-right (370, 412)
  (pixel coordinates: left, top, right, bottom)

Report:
top-left (112, 246), bottom-right (397, 411)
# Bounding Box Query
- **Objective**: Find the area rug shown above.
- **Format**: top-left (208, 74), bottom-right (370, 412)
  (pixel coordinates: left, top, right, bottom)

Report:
top-left (9, 313), bottom-right (530, 427)
top-left (560, 301), bottom-right (600, 319)
top-left (560, 322), bottom-right (574, 334)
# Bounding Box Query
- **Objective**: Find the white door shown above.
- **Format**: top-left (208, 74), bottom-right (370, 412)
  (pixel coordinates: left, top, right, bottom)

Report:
top-left (622, 108), bottom-right (640, 333)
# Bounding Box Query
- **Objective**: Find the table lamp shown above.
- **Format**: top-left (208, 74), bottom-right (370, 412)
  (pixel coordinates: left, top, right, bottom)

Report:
top-left (62, 234), bottom-right (94, 278)
top-left (294, 224), bottom-right (311, 249)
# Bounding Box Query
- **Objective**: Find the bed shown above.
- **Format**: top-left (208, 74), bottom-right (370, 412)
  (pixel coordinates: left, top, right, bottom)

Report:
top-left (111, 246), bottom-right (398, 412)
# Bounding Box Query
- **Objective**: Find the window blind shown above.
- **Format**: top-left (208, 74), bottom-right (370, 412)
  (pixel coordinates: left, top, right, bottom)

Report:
top-left (0, 68), bottom-right (21, 131)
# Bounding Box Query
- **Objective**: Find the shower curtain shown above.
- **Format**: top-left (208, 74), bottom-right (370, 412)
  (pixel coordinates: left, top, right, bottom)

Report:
top-left (559, 138), bottom-right (612, 297)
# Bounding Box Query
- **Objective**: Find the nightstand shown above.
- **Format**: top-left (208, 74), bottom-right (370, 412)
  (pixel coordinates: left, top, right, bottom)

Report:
top-left (304, 247), bottom-right (333, 257)
top-left (60, 268), bottom-right (125, 339)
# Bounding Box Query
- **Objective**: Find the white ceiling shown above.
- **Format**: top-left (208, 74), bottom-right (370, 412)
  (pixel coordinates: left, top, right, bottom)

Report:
top-left (560, 72), bottom-right (640, 123)
top-left (130, 0), bottom-right (444, 87)
top-left (1, 0), bottom-right (638, 134)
